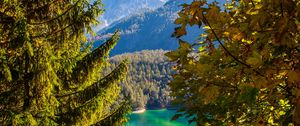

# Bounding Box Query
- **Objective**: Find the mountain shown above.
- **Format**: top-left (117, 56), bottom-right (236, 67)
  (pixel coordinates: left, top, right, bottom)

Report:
top-left (103, 50), bottom-right (174, 110)
top-left (94, 0), bottom-right (200, 56)
top-left (94, 0), bottom-right (166, 30)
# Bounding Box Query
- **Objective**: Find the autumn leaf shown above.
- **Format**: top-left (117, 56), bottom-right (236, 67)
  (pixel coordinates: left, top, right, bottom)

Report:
top-left (165, 51), bottom-right (180, 62)
top-left (175, 18), bottom-right (184, 25)
top-left (169, 0), bottom-right (300, 124)
top-left (246, 8), bottom-right (259, 15)
top-left (223, 31), bottom-right (230, 37)
top-left (203, 26), bottom-right (211, 30)
top-left (179, 40), bottom-right (191, 50)
top-left (198, 46), bottom-right (206, 52)
top-left (172, 27), bottom-right (187, 38)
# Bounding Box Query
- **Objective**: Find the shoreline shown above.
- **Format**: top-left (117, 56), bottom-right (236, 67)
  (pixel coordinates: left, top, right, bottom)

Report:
top-left (131, 106), bottom-right (179, 114)
top-left (132, 108), bottom-right (146, 114)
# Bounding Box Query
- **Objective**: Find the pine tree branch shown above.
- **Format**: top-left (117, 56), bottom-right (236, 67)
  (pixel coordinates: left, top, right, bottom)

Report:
top-left (31, 23), bottom-right (74, 39)
top-left (25, 0), bottom-right (60, 17)
top-left (23, 48), bottom-right (31, 111)
top-left (28, 0), bottom-right (82, 25)
top-left (56, 61), bottom-right (127, 101)
top-left (31, 11), bottom-right (93, 39)
top-left (59, 61), bottom-right (128, 125)
top-left (30, 1), bottom-right (102, 39)
top-left (92, 101), bottom-right (131, 126)
top-left (0, 12), bottom-right (14, 24)
top-left (74, 61), bottom-right (127, 103)
top-left (54, 91), bottom-right (79, 99)
top-left (70, 31), bottom-right (120, 85)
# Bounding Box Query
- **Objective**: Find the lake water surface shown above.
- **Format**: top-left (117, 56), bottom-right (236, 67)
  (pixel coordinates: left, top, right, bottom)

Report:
top-left (125, 109), bottom-right (192, 126)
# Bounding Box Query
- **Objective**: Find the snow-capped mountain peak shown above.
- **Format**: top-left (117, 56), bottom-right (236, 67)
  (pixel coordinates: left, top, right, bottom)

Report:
top-left (94, 0), bottom-right (167, 31)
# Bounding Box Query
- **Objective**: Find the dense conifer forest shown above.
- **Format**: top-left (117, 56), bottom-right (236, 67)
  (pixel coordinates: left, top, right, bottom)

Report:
top-left (104, 50), bottom-right (174, 110)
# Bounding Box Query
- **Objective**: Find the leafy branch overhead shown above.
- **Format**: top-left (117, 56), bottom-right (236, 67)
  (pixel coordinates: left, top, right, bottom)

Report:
top-left (0, 0), bottom-right (130, 125)
top-left (167, 0), bottom-right (300, 125)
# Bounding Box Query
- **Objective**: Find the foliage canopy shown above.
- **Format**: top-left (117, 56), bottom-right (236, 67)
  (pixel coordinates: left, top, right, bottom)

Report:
top-left (0, 0), bottom-right (130, 125)
top-left (167, 0), bottom-right (300, 125)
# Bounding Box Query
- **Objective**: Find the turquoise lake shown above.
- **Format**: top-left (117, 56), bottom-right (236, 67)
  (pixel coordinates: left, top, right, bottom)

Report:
top-left (125, 109), bottom-right (192, 126)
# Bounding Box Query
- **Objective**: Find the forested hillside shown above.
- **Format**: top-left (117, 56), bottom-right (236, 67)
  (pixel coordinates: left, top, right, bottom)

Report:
top-left (104, 50), bottom-right (174, 110)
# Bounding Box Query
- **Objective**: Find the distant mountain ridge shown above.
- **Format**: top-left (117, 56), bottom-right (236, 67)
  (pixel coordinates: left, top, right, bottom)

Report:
top-left (94, 0), bottom-right (166, 30)
top-left (94, 0), bottom-right (200, 56)
top-left (94, 0), bottom-right (226, 56)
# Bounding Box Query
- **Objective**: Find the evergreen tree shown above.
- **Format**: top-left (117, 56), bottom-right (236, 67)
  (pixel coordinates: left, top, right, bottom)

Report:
top-left (0, 0), bottom-right (130, 125)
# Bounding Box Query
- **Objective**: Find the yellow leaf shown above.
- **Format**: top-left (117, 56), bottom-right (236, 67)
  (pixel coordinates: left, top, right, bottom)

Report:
top-left (227, 5), bottom-right (234, 9)
top-left (279, 99), bottom-right (289, 106)
top-left (242, 39), bottom-right (252, 44)
top-left (253, 0), bottom-right (261, 2)
top-left (252, 31), bottom-right (258, 35)
top-left (255, 4), bottom-right (263, 9)
top-left (26, 42), bottom-right (34, 56)
top-left (175, 18), bottom-right (184, 24)
top-left (198, 46), bottom-right (206, 52)
top-left (246, 8), bottom-right (259, 15)
top-left (203, 26), bottom-right (211, 30)
top-left (200, 34), bottom-right (207, 37)
top-left (279, 70), bottom-right (288, 76)
top-left (278, 111), bottom-right (286, 116)
top-left (179, 40), bottom-right (191, 49)
top-left (188, 60), bottom-right (195, 65)
top-left (223, 32), bottom-right (230, 37)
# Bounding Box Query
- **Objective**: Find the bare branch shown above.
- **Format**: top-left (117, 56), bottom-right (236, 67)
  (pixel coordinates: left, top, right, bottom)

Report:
top-left (250, 0), bottom-right (256, 8)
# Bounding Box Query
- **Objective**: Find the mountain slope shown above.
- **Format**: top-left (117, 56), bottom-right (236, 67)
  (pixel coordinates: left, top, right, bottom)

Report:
top-left (94, 0), bottom-right (166, 30)
top-left (94, 0), bottom-right (200, 56)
